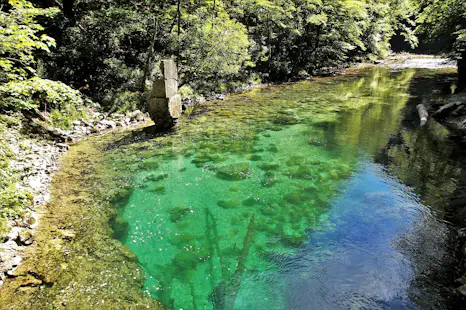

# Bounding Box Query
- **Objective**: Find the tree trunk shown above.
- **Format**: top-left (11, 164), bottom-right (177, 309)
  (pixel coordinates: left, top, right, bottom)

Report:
top-left (458, 50), bottom-right (466, 92)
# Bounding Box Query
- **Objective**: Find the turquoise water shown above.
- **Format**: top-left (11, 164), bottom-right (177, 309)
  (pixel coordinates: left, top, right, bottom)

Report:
top-left (110, 68), bottom-right (458, 309)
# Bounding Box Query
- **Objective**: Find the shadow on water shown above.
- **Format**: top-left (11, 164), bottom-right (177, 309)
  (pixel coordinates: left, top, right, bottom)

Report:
top-left (106, 67), bottom-right (465, 309)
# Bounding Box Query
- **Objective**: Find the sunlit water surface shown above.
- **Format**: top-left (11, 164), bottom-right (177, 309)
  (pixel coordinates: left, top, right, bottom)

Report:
top-left (110, 68), bottom-right (458, 309)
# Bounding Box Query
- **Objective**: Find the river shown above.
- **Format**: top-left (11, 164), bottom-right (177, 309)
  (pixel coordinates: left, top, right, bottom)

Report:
top-left (103, 66), bottom-right (463, 309)
top-left (2, 65), bottom-right (463, 309)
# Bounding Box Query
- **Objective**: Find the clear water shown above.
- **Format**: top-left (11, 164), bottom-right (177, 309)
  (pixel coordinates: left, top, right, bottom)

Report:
top-left (110, 67), bottom-right (459, 309)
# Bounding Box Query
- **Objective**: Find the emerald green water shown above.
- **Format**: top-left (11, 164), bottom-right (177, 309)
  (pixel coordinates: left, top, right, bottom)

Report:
top-left (109, 67), bottom-right (460, 309)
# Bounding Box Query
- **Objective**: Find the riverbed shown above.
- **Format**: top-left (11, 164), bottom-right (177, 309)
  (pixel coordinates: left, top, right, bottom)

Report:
top-left (107, 66), bottom-right (463, 309)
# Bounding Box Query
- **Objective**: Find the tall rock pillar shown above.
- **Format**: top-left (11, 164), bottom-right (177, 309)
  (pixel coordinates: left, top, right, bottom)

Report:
top-left (148, 60), bottom-right (182, 130)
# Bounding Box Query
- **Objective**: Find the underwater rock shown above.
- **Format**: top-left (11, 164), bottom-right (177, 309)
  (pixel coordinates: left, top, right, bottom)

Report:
top-left (261, 172), bottom-right (279, 187)
top-left (309, 138), bottom-right (326, 146)
top-left (139, 159), bottom-right (160, 171)
top-left (229, 185), bottom-right (240, 192)
top-left (267, 145), bottom-right (279, 153)
top-left (191, 155), bottom-right (213, 164)
top-left (173, 251), bottom-right (199, 271)
top-left (328, 170), bottom-right (339, 179)
top-left (111, 217), bottom-right (129, 242)
top-left (143, 172), bottom-right (169, 182)
top-left (271, 115), bottom-right (298, 125)
top-left (169, 207), bottom-right (191, 223)
top-left (148, 185), bottom-right (165, 194)
top-left (281, 223), bottom-right (304, 247)
top-left (259, 163), bottom-right (280, 171)
top-left (286, 156), bottom-right (306, 166)
top-left (216, 162), bottom-right (250, 181)
top-left (284, 166), bottom-right (313, 179)
top-left (110, 187), bottom-right (134, 208)
top-left (260, 205), bottom-right (276, 216)
top-left (252, 148), bottom-right (265, 154)
top-left (248, 154), bottom-right (262, 161)
top-left (242, 197), bottom-right (262, 206)
top-left (285, 192), bottom-right (302, 204)
top-left (168, 232), bottom-right (194, 245)
top-left (217, 199), bottom-right (241, 209)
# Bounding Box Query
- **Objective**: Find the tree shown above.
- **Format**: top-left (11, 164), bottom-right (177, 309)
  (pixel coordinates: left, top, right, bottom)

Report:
top-left (0, 0), bottom-right (58, 83)
top-left (0, 0), bottom-right (86, 129)
top-left (418, 0), bottom-right (466, 89)
top-left (178, 8), bottom-right (251, 89)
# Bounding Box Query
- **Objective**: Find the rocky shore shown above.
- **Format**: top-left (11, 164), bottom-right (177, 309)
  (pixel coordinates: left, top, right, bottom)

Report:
top-left (0, 109), bottom-right (150, 285)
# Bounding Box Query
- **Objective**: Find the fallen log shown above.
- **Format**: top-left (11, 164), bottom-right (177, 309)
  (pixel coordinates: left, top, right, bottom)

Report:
top-left (434, 101), bottom-right (463, 115)
top-left (416, 104), bottom-right (429, 127)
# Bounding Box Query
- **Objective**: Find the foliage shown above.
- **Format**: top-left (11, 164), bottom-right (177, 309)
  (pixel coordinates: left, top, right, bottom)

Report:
top-left (1, 0), bottom-right (91, 128)
top-left (417, 0), bottom-right (466, 54)
top-left (40, 2), bottom-right (154, 110)
top-left (0, 77), bottom-right (87, 128)
top-left (0, 77), bottom-right (83, 110)
top-left (26, 0), bottom-right (419, 105)
top-left (0, 121), bottom-right (32, 238)
top-left (0, 0), bottom-right (59, 82)
top-left (417, 0), bottom-right (466, 88)
top-left (179, 9), bottom-right (251, 86)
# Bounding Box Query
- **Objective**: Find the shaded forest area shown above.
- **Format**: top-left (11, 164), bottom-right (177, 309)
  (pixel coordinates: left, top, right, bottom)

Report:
top-left (1, 0), bottom-right (464, 116)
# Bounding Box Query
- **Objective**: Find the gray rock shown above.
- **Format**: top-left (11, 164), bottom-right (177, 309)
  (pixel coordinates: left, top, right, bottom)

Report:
top-left (147, 98), bottom-right (174, 130)
top-left (161, 59), bottom-right (178, 80)
top-left (152, 79), bottom-right (179, 98)
top-left (458, 284), bottom-right (466, 296)
top-left (56, 143), bottom-right (69, 150)
top-left (169, 94), bottom-right (182, 118)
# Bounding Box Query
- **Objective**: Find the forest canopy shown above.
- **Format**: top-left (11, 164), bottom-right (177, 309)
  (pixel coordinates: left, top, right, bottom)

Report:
top-left (0, 0), bottom-right (465, 113)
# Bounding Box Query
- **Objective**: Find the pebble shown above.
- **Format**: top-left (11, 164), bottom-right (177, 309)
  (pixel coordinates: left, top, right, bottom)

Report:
top-left (12, 256), bottom-right (21, 266)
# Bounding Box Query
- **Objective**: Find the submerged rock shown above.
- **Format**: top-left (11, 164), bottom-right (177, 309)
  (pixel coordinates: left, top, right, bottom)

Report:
top-left (148, 184), bottom-right (166, 194)
top-left (259, 163), bottom-right (280, 171)
top-left (242, 197), bottom-right (262, 206)
top-left (169, 207), bottom-right (191, 223)
top-left (217, 199), bottom-right (241, 209)
top-left (248, 154), bottom-right (262, 161)
top-left (216, 162), bottom-right (251, 181)
top-left (143, 172), bottom-right (169, 182)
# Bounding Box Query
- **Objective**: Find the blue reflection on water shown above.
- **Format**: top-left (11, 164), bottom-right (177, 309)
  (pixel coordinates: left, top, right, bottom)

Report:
top-left (269, 160), bottom-right (437, 310)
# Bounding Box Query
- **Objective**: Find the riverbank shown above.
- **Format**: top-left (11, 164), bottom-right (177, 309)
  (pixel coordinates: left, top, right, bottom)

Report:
top-left (0, 109), bottom-right (150, 283)
top-left (0, 131), bottom-right (164, 309)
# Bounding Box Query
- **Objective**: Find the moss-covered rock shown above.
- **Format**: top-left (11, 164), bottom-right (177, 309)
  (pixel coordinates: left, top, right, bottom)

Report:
top-left (216, 162), bottom-right (250, 181)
